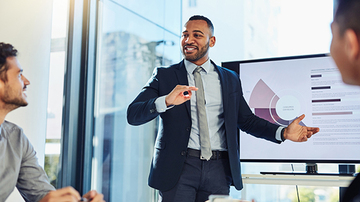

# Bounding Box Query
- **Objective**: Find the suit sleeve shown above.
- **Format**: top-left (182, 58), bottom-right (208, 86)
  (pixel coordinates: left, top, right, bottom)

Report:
top-left (238, 94), bottom-right (281, 143)
top-left (235, 73), bottom-right (281, 143)
top-left (127, 67), bottom-right (161, 126)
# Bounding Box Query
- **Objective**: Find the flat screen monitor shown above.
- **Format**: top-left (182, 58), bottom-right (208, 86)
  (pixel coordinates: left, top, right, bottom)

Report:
top-left (222, 54), bottom-right (360, 164)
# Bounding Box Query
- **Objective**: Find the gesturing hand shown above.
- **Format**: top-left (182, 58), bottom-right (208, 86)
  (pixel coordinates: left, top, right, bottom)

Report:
top-left (283, 114), bottom-right (320, 142)
top-left (165, 85), bottom-right (198, 106)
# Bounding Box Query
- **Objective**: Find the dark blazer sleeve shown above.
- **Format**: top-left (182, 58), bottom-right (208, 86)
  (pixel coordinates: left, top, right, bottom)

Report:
top-left (216, 64), bottom-right (282, 191)
top-left (127, 61), bottom-right (192, 191)
top-left (127, 67), bottom-right (162, 126)
top-left (236, 79), bottom-right (281, 143)
top-left (218, 65), bottom-right (280, 143)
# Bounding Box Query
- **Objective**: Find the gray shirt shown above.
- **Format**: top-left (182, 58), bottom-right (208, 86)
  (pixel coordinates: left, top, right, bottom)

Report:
top-left (155, 59), bottom-right (226, 150)
top-left (184, 59), bottom-right (227, 151)
top-left (0, 121), bottom-right (55, 202)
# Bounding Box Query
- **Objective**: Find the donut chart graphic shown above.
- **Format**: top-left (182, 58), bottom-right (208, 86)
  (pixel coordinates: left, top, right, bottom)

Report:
top-left (249, 79), bottom-right (306, 126)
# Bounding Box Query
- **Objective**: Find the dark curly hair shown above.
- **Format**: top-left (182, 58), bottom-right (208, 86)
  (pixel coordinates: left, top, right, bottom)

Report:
top-left (0, 42), bottom-right (18, 82)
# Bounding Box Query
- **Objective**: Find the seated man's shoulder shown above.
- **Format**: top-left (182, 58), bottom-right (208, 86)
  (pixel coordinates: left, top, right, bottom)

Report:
top-left (1, 120), bottom-right (24, 138)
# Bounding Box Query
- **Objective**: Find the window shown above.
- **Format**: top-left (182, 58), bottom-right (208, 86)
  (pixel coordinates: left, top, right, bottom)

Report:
top-left (66, 0), bottom-right (342, 201)
top-left (92, 0), bottom-right (181, 201)
top-left (45, 0), bottom-right (69, 188)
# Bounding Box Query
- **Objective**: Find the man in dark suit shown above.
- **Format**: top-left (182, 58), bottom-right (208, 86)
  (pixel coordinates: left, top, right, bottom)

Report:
top-left (127, 15), bottom-right (319, 202)
top-left (330, 0), bottom-right (360, 201)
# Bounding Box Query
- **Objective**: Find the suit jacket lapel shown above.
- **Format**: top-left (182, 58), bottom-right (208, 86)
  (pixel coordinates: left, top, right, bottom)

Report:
top-left (213, 61), bottom-right (228, 112)
top-left (175, 60), bottom-right (191, 118)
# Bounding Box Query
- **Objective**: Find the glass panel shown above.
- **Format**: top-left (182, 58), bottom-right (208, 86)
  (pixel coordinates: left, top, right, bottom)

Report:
top-left (45, 0), bottom-right (69, 188)
top-left (93, 0), bottom-right (181, 201)
top-left (105, 0), bottom-right (181, 34)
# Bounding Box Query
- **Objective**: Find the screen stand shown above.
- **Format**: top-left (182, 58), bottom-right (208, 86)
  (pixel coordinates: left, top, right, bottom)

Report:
top-left (260, 163), bottom-right (354, 176)
top-left (306, 163), bottom-right (318, 174)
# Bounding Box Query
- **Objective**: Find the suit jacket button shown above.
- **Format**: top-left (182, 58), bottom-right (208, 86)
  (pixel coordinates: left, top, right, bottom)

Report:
top-left (150, 109), bottom-right (155, 113)
top-left (186, 127), bottom-right (190, 131)
top-left (181, 151), bottom-right (186, 156)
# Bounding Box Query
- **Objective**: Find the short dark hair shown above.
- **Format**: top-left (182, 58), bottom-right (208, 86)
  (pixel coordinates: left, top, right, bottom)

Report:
top-left (0, 42), bottom-right (18, 82)
top-left (187, 15), bottom-right (214, 36)
top-left (334, 0), bottom-right (360, 37)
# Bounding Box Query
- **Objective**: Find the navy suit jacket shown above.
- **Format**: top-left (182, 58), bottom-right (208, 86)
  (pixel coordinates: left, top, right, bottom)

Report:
top-left (127, 60), bottom-right (281, 191)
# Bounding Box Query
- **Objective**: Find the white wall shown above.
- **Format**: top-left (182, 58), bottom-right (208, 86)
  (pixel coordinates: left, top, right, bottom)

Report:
top-left (0, 0), bottom-right (53, 201)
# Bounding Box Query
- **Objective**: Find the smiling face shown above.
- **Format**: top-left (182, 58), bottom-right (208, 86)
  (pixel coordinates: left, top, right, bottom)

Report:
top-left (0, 56), bottom-right (30, 110)
top-left (181, 19), bottom-right (216, 66)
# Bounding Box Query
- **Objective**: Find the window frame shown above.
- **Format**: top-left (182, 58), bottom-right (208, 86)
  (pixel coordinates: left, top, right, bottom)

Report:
top-left (58, 0), bottom-right (98, 194)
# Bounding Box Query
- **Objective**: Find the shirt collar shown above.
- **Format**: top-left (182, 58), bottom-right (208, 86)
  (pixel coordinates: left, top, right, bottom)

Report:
top-left (184, 59), bottom-right (212, 75)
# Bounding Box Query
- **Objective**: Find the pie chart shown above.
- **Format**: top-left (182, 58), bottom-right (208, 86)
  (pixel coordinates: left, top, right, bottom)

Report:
top-left (248, 79), bottom-right (306, 126)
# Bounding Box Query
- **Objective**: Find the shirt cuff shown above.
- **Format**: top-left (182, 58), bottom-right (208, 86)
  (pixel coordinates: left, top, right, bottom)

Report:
top-left (276, 126), bottom-right (286, 142)
top-left (155, 96), bottom-right (174, 113)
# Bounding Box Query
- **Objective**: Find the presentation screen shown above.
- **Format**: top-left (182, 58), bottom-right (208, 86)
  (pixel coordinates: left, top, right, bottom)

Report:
top-left (223, 54), bottom-right (360, 163)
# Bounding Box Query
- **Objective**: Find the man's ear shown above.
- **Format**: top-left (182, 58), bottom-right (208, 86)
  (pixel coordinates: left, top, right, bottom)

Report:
top-left (209, 36), bottom-right (216, 47)
top-left (344, 29), bottom-right (360, 61)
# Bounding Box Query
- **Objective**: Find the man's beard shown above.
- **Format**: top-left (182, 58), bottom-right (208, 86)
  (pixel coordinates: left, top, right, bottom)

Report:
top-left (2, 84), bottom-right (28, 110)
top-left (183, 41), bottom-right (210, 62)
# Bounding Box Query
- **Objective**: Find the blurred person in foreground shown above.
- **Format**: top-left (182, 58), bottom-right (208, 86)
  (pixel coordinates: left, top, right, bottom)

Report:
top-left (0, 42), bottom-right (105, 202)
top-left (330, 0), bottom-right (360, 201)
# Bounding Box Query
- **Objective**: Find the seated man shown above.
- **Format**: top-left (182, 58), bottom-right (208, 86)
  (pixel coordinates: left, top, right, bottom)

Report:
top-left (0, 42), bottom-right (104, 202)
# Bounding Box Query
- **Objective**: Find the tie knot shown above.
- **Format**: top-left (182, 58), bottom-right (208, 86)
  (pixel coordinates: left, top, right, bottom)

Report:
top-left (193, 66), bottom-right (202, 74)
